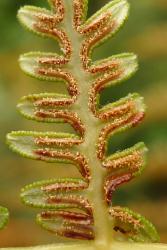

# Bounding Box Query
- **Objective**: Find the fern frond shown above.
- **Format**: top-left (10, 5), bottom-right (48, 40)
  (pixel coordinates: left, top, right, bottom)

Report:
top-left (7, 0), bottom-right (159, 247)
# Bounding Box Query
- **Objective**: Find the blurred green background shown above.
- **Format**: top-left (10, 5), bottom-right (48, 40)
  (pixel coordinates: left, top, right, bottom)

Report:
top-left (0, 0), bottom-right (167, 247)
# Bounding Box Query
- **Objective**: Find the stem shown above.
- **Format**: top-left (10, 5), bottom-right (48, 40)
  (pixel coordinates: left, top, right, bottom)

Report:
top-left (62, 1), bottom-right (111, 248)
top-left (3, 243), bottom-right (167, 250)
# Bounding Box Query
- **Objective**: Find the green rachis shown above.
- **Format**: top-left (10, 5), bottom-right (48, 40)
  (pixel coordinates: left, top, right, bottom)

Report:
top-left (6, 0), bottom-right (159, 249)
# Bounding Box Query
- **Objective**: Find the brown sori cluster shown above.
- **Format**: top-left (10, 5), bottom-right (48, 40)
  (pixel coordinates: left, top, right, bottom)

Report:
top-left (37, 177), bottom-right (94, 240)
top-left (103, 144), bottom-right (142, 204)
top-left (35, 149), bottom-right (90, 181)
top-left (109, 206), bottom-right (143, 237)
top-left (35, 110), bottom-right (85, 136)
top-left (97, 112), bottom-right (145, 160)
top-left (39, 210), bottom-right (94, 240)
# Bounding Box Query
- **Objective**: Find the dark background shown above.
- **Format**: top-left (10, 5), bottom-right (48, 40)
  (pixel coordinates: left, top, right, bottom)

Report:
top-left (0, 0), bottom-right (167, 246)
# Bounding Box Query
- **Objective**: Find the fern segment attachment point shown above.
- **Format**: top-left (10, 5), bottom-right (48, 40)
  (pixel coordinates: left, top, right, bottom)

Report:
top-left (7, 0), bottom-right (159, 247)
